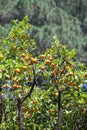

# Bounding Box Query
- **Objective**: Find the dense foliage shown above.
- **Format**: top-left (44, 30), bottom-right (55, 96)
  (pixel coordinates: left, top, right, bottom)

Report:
top-left (0, 0), bottom-right (87, 63)
top-left (0, 16), bottom-right (87, 130)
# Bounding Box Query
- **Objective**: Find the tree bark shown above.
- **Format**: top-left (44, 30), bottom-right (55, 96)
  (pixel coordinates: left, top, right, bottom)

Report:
top-left (0, 102), bottom-right (2, 124)
top-left (57, 90), bottom-right (62, 130)
top-left (17, 98), bottom-right (23, 130)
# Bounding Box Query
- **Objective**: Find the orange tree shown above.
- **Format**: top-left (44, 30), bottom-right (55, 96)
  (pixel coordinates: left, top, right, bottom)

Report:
top-left (0, 16), bottom-right (87, 130)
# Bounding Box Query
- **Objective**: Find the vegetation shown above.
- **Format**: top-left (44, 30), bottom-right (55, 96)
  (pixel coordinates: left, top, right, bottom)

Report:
top-left (0, 0), bottom-right (87, 63)
top-left (0, 16), bottom-right (87, 130)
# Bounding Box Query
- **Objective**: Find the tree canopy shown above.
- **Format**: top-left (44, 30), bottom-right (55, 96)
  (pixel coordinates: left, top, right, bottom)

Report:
top-left (0, 0), bottom-right (87, 64)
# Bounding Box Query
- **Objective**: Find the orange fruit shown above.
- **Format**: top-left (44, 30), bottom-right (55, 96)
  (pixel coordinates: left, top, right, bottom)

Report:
top-left (53, 69), bottom-right (59, 75)
top-left (11, 77), bottom-right (17, 81)
top-left (14, 68), bottom-right (21, 73)
top-left (31, 58), bottom-right (38, 64)
top-left (67, 82), bottom-right (73, 86)
top-left (19, 47), bottom-right (24, 52)
top-left (27, 113), bottom-right (32, 118)
top-left (22, 89), bottom-right (27, 93)
top-left (67, 72), bottom-right (74, 76)
top-left (11, 77), bottom-right (19, 83)
top-left (50, 109), bottom-right (55, 113)
top-left (61, 73), bottom-right (64, 77)
top-left (21, 66), bottom-right (27, 70)
top-left (46, 59), bottom-right (51, 65)
top-left (40, 66), bottom-right (45, 71)
top-left (3, 84), bottom-right (8, 88)
top-left (12, 84), bottom-right (21, 89)
top-left (12, 45), bottom-right (16, 49)
top-left (15, 79), bottom-right (19, 83)
top-left (22, 107), bottom-right (27, 111)
top-left (48, 55), bottom-right (53, 60)
top-left (0, 93), bottom-right (2, 97)
top-left (65, 66), bottom-right (70, 71)
top-left (21, 34), bottom-right (27, 39)
top-left (83, 73), bottom-right (87, 78)
top-left (12, 84), bottom-right (17, 89)
top-left (21, 53), bottom-right (26, 57)
top-left (64, 78), bottom-right (69, 83)
top-left (39, 54), bottom-right (45, 59)
top-left (32, 100), bottom-right (37, 104)
top-left (50, 63), bottom-right (56, 68)
top-left (28, 61), bottom-right (33, 65)
top-left (25, 56), bottom-right (30, 61)
top-left (34, 107), bottom-right (40, 112)
top-left (51, 69), bottom-right (59, 76)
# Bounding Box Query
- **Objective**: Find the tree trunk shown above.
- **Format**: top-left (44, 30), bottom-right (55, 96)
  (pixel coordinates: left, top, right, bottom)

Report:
top-left (0, 102), bottom-right (2, 124)
top-left (57, 90), bottom-right (62, 130)
top-left (18, 98), bottom-right (23, 130)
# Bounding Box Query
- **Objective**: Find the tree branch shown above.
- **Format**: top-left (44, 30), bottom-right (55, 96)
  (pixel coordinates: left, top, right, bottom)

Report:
top-left (21, 66), bottom-right (36, 103)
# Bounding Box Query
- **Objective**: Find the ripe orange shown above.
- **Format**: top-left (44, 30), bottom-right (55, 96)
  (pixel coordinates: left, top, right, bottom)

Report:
top-left (11, 77), bottom-right (17, 81)
top-left (21, 66), bottom-right (27, 70)
top-left (3, 84), bottom-right (8, 88)
top-left (25, 56), bottom-right (30, 61)
top-left (39, 54), bottom-right (45, 59)
top-left (12, 45), bottom-right (16, 49)
top-left (12, 84), bottom-right (21, 89)
top-left (14, 68), bottom-right (21, 74)
top-left (48, 55), bottom-right (53, 60)
top-left (53, 69), bottom-right (59, 75)
top-left (15, 79), bottom-right (19, 83)
top-left (19, 47), bottom-right (24, 52)
top-left (50, 63), bottom-right (56, 68)
top-left (21, 53), bottom-right (26, 57)
top-left (40, 66), bottom-right (45, 71)
top-left (67, 72), bottom-right (74, 76)
top-left (64, 78), bottom-right (69, 83)
top-left (83, 73), bottom-right (87, 78)
top-left (50, 109), bottom-right (55, 113)
top-left (51, 69), bottom-right (59, 76)
top-left (65, 66), bottom-right (70, 71)
top-left (21, 34), bottom-right (27, 39)
top-left (34, 107), bottom-right (40, 112)
top-left (31, 58), bottom-right (38, 64)
top-left (32, 100), bottom-right (37, 104)
top-left (22, 89), bottom-right (27, 93)
top-left (11, 77), bottom-right (19, 83)
top-left (46, 59), bottom-right (51, 65)
top-left (27, 113), bottom-right (32, 118)
top-left (28, 61), bottom-right (33, 65)
top-left (0, 93), bottom-right (2, 97)
top-left (22, 107), bottom-right (27, 111)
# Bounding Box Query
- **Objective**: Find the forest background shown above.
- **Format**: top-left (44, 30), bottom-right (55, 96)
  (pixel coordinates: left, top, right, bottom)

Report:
top-left (0, 0), bottom-right (87, 64)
